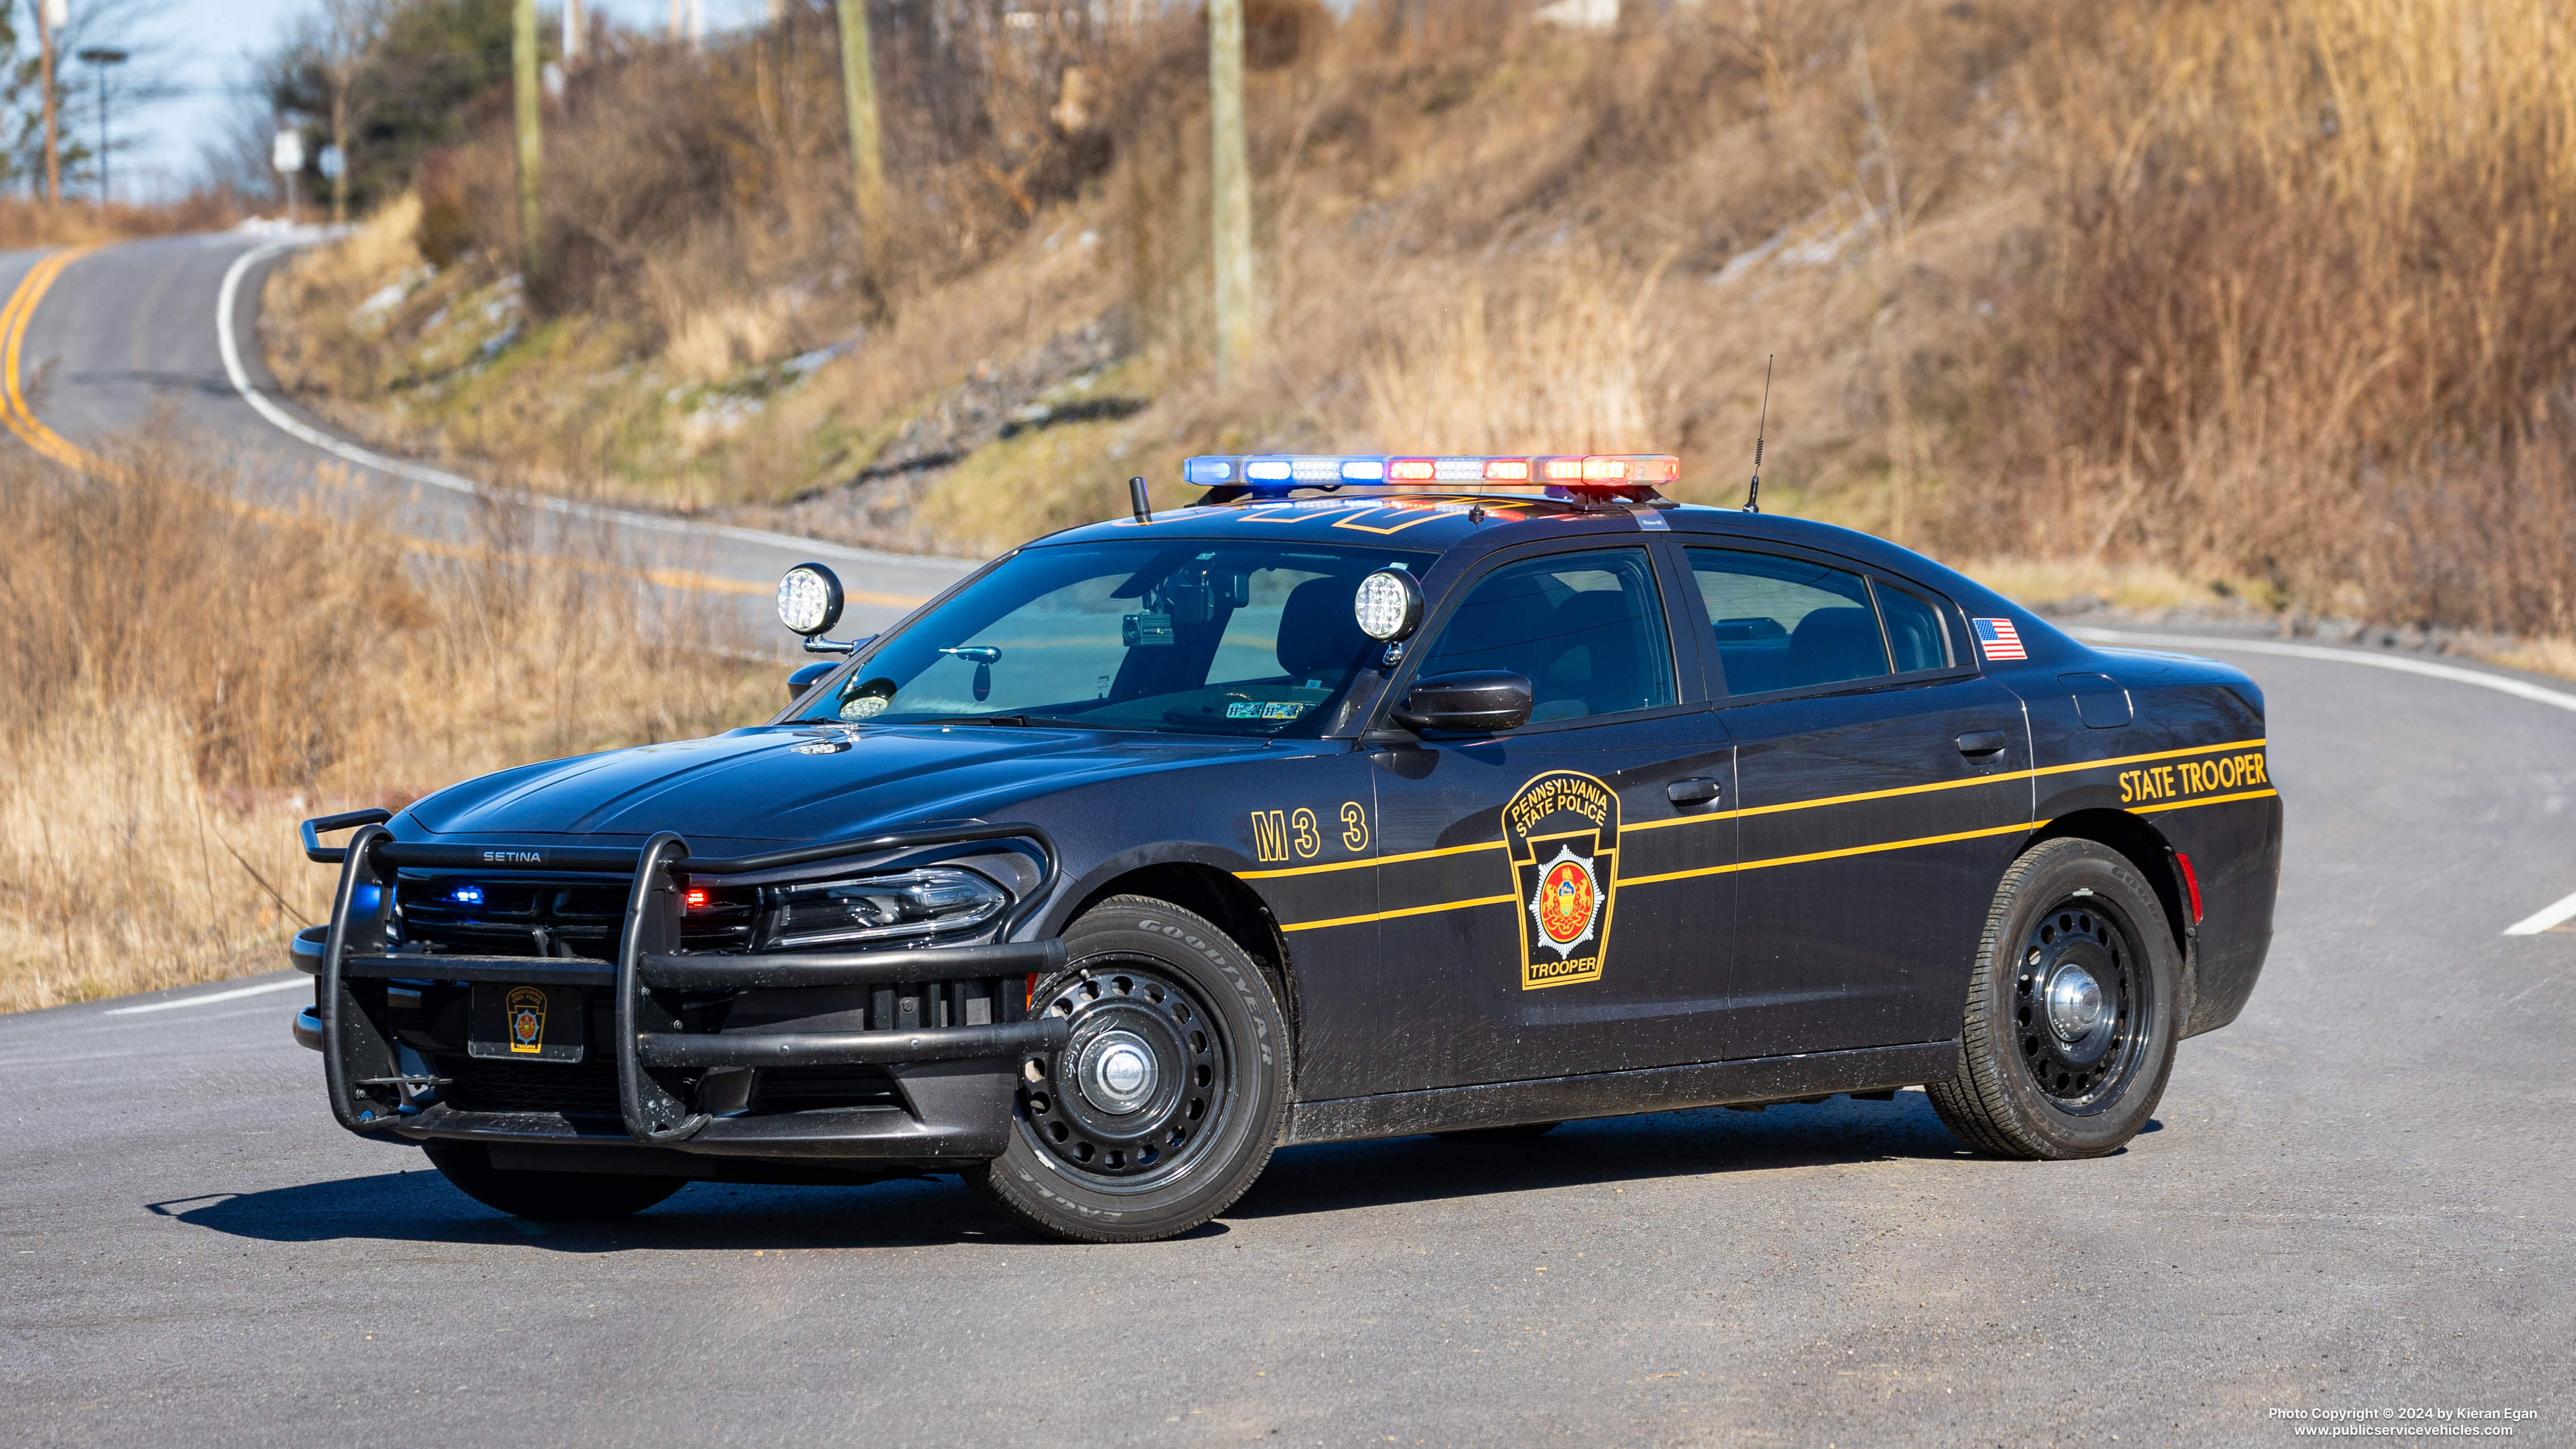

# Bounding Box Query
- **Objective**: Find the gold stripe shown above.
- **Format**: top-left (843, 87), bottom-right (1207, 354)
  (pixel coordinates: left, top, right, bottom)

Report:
top-left (1266, 784), bottom-right (2279, 928)
top-left (0, 248), bottom-right (888, 606)
top-left (1239, 838), bottom-right (1504, 879)
top-left (1616, 820), bottom-right (2043, 887)
top-left (2031, 736), bottom-right (2268, 781)
top-left (1621, 735), bottom-right (2270, 835)
top-left (1277, 892), bottom-right (1518, 932)
top-left (2134, 786), bottom-right (2278, 814)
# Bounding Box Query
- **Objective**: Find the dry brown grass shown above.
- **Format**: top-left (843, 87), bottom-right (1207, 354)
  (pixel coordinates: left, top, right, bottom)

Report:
top-left (269, 0), bottom-right (2576, 649)
top-left (0, 192), bottom-right (254, 248)
top-left (0, 429), bottom-right (772, 1013)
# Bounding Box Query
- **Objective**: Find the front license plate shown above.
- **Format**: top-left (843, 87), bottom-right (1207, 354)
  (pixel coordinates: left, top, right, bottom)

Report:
top-left (468, 984), bottom-right (585, 1063)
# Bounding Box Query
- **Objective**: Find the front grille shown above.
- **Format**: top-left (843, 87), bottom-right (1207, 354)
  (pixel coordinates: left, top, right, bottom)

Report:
top-left (395, 871), bottom-right (755, 957)
top-left (442, 1056), bottom-right (624, 1115)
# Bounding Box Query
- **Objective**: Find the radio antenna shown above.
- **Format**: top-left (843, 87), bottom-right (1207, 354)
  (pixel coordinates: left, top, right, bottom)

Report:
top-left (1744, 355), bottom-right (1773, 513)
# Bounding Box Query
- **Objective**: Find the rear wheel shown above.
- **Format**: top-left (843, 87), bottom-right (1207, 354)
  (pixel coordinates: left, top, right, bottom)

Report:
top-left (1927, 838), bottom-right (2179, 1159)
top-left (966, 895), bottom-right (1290, 1243)
top-left (421, 1143), bottom-right (686, 1221)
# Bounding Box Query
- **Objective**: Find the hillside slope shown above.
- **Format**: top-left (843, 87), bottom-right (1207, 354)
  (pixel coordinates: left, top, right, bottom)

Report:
top-left (266, 0), bottom-right (2576, 643)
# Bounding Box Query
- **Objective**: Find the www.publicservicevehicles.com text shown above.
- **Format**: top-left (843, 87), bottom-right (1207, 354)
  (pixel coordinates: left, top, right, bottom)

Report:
top-left (2274, 1406), bottom-right (2537, 1437)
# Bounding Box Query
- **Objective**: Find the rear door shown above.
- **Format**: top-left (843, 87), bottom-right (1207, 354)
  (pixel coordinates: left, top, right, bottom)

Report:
top-left (1681, 545), bottom-right (2031, 1059)
top-left (1352, 541), bottom-right (1736, 1096)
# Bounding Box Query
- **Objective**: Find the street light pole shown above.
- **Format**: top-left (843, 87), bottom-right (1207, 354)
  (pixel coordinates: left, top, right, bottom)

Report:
top-left (76, 47), bottom-right (127, 207)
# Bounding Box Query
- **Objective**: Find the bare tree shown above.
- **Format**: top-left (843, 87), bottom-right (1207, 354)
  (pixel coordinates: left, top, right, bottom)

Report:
top-left (316, 0), bottom-right (385, 223)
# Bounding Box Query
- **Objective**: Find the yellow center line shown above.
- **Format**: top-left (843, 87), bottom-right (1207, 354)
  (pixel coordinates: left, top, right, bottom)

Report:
top-left (0, 246), bottom-right (909, 606)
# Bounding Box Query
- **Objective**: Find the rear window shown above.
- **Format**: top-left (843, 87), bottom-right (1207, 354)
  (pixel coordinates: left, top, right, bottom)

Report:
top-left (1685, 548), bottom-right (1952, 697)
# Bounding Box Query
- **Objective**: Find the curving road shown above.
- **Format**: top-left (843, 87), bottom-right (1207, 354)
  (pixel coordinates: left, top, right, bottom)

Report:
top-left (1, 237), bottom-right (2571, 1444)
top-left (0, 233), bottom-right (974, 637)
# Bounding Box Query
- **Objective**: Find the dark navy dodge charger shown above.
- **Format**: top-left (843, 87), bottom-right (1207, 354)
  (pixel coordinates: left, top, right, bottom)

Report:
top-left (292, 454), bottom-right (2281, 1241)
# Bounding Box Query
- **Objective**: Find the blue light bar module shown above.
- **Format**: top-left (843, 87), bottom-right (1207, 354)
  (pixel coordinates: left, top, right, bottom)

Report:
top-left (1184, 455), bottom-right (1389, 488)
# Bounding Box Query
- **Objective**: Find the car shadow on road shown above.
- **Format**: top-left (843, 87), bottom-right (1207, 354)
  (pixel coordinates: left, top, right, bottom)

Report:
top-left (1234, 1092), bottom-right (1984, 1221)
top-left (143, 1093), bottom-right (2027, 1253)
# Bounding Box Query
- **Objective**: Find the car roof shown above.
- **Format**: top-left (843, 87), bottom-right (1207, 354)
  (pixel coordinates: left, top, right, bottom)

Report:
top-left (1035, 495), bottom-right (2019, 609)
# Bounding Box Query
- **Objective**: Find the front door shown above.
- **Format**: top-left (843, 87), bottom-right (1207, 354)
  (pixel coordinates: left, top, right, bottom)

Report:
top-left (1680, 545), bottom-right (2032, 1059)
top-left (1357, 542), bottom-right (1736, 1096)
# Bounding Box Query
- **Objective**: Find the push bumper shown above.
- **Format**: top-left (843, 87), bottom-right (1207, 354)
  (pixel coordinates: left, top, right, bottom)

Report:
top-left (297, 817), bottom-right (1065, 1165)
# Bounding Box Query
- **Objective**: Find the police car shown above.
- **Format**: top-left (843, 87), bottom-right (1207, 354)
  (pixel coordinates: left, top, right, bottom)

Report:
top-left (293, 453), bottom-right (2280, 1242)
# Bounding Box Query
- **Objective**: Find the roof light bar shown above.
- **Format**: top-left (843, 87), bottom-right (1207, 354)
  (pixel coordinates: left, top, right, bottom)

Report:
top-left (1182, 454), bottom-right (1678, 495)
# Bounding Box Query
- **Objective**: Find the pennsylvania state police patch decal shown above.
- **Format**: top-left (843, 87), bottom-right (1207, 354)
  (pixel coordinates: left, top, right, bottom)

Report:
top-left (1503, 770), bottom-right (1621, 990)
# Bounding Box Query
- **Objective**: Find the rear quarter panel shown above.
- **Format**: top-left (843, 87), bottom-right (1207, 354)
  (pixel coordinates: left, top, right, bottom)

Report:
top-left (2023, 657), bottom-right (2281, 1036)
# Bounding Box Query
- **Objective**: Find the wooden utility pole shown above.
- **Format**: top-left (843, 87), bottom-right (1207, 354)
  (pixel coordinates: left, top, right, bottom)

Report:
top-left (1208, 0), bottom-right (1255, 378)
top-left (39, 0), bottom-right (61, 204)
top-left (512, 0), bottom-right (542, 291)
top-left (836, 0), bottom-right (888, 285)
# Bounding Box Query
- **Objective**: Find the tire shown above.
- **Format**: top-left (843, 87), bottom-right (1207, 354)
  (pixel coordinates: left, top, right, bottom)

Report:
top-left (1435, 1122), bottom-right (1561, 1142)
top-left (421, 1143), bottom-right (686, 1221)
top-left (1926, 838), bottom-right (2180, 1160)
top-left (965, 895), bottom-right (1291, 1244)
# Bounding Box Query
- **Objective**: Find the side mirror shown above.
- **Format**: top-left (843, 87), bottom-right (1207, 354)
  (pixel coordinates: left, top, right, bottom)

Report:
top-left (1392, 670), bottom-right (1532, 735)
top-left (786, 661), bottom-right (838, 704)
top-left (777, 562), bottom-right (845, 639)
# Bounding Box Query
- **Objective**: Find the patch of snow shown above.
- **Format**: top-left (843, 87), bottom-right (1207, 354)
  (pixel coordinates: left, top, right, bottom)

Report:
top-left (1534, 0), bottom-right (1616, 30)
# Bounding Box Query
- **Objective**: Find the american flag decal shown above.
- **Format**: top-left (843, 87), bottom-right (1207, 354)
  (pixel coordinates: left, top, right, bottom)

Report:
top-left (1972, 618), bottom-right (2027, 661)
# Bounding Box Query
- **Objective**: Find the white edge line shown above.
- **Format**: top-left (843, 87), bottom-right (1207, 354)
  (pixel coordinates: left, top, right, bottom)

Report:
top-left (2070, 627), bottom-right (2576, 715)
top-left (104, 977), bottom-right (308, 1015)
top-left (211, 240), bottom-right (979, 574)
top-left (2074, 627), bottom-right (2576, 938)
top-left (2503, 889), bottom-right (2576, 937)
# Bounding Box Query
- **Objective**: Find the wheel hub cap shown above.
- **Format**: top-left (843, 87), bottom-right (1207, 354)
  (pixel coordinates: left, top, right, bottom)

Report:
top-left (2013, 900), bottom-right (2146, 1113)
top-left (2044, 964), bottom-right (2105, 1042)
top-left (1075, 1030), bottom-right (1158, 1115)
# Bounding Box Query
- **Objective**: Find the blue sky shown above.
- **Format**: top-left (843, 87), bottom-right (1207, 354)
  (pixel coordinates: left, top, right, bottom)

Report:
top-left (114, 0), bottom-right (771, 201)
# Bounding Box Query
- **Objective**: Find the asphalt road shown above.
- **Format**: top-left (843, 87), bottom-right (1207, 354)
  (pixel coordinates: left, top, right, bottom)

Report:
top-left (0, 232), bottom-right (974, 637)
top-left (3, 635), bottom-right (2570, 1445)
top-left (2, 232), bottom-right (2570, 1443)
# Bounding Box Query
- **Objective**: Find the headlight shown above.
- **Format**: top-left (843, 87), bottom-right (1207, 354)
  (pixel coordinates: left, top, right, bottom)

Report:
top-left (756, 867), bottom-right (1007, 950)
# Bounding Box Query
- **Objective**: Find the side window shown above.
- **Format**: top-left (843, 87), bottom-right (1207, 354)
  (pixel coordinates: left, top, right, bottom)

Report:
top-left (1686, 548), bottom-right (1891, 695)
top-left (1417, 549), bottom-right (1677, 724)
top-left (1875, 581), bottom-right (1952, 673)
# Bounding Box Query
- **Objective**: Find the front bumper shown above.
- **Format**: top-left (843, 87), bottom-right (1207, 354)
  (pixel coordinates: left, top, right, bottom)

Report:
top-left (295, 821), bottom-right (1065, 1167)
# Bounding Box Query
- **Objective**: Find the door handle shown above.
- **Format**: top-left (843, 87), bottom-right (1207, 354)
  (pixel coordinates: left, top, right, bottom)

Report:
top-left (1666, 777), bottom-right (1723, 806)
top-left (1956, 730), bottom-right (2010, 757)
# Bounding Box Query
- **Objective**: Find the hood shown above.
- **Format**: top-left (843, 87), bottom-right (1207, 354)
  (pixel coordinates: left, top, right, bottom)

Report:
top-left (404, 724), bottom-right (1249, 843)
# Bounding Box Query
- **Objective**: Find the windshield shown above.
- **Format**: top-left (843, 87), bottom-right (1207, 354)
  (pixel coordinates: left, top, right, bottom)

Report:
top-left (794, 540), bottom-right (1435, 736)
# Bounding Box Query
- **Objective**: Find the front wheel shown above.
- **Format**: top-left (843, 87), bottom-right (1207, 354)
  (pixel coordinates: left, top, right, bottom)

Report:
top-left (1926, 838), bottom-right (2180, 1159)
top-left (421, 1143), bottom-right (686, 1220)
top-left (966, 896), bottom-right (1290, 1243)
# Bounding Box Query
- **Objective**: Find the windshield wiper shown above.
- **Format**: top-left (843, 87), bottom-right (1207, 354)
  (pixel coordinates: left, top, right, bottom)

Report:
top-left (906, 713), bottom-right (1124, 730)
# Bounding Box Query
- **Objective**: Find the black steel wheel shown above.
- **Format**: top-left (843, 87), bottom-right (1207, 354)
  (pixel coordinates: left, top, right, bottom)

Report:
top-left (966, 895), bottom-right (1290, 1242)
top-left (1928, 838), bottom-right (2180, 1159)
top-left (1023, 961), bottom-right (1229, 1184)
top-left (2012, 898), bottom-right (2150, 1113)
